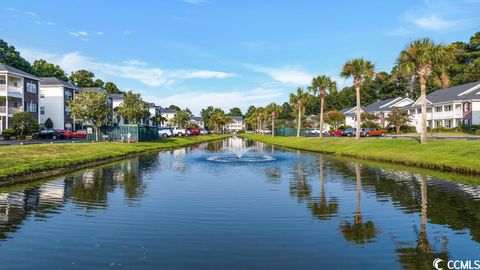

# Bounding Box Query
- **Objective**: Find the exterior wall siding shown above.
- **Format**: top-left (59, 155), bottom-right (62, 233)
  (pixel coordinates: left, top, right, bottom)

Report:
top-left (23, 78), bottom-right (39, 122)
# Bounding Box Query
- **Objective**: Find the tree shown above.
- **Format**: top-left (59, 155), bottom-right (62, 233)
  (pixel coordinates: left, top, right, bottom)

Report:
top-left (0, 39), bottom-right (32, 73)
top-left (70, 70), bottom-right (97, 87)
top-left (209, 108), bottom-right (231, 133)
top-left (173, 109), bottom-right (192, 128)
top-left (289, 88), bottom-right (310, 138)
top-left (104, 82), bottom-right (123, 95)
top-left (309, 75), bottom-right (337, 137)
top-left (116, 91), bottom-right (150, 124)
top-left (324, 110), bottom-right (346, 129)
top-left (94, 79), bottom-right (105, 88)
top-left (228, 107), bottom-right (243, 117)
top-left (44, 118), bottom-right (54, 129)
top-left (12, 112), bottom-right (39, 136)
top-left (32, 59), bottom-right (69, 81)
top-left (168, 105), bottom-right (181, 112)
top-left (341, 58), bottom-right (375, 140)
top-left (361, 112), bottom-right (380, 128)
top-left (266, 102), bottom-right (282, 137)
top-left (386, 108), bottom-right (411, 134)
top-left (69, 90), bottom-right (111, 141)
top-left (397, 39), bottom-right (446, 144)
top-left (200, 106), bottom-right (215, 130)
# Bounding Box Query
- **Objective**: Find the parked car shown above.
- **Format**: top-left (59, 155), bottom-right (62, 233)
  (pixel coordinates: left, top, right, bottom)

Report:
top-left (341, 128), bottom-right (356, 137)
top-left (36, 129), bottom-right (67, 140)
top-left (199, 129), bottom-right (209, 135)
top-left (172, 127), bottom-right (188, 136)
top-left (72, 131), bottom-right (88, 138)
top-left (59, 129), bottom-right (75, 139)
top-left (59, 130), bottom-right (88, 139)
top-left (188, 129), bottom-right (201, 135)
top-left (158, 127), bottom-right (173, 138)
top-left (364, 127), bottom-right (387, 137)
top-left (329, 128), bottom-right (344, 136)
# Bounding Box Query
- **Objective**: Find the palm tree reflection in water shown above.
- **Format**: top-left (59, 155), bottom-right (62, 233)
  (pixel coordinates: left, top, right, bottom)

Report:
top-left (308, 157), bottom-right (338, 220)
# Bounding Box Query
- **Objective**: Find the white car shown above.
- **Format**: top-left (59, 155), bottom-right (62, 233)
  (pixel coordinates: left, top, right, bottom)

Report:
top-left (172, 127), bottom-right (188, 136)
top-left (158, 127), bottom-right (173, 138)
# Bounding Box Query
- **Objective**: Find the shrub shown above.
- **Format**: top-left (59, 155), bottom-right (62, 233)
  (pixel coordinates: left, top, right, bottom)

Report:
top-left (236, 130), bottom-right (245, 134)
top-left (2, 128), bottom-right (16, 140)
top-left (44, 118), bottom-right (54, 129)
top-left (16, 134), bottom-right (26, 140)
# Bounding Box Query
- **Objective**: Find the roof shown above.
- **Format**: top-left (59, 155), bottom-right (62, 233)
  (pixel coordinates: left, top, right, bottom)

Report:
top-left (191, 116), bottom-right (203, 121)
top-left (147, 102), bottom-right (156, 107)
top-left (40, 77), bottom-right (80, 90)
top-left (0, 63), bottom-right (39, 80)
top-left (160, 108), bottom-right (176, 114)
top-left (82, 87), bottom-right (105, 93)
top-left (423, 81), bottom-right (480, 103)
top-left (230, 116), bottom-right (243, 121)
top-left (340, 106), bottom-right (361, 115)
top-left (363, 97), bottom-right (401, 113)
top-left (109, 93), bottom-right (125, 100)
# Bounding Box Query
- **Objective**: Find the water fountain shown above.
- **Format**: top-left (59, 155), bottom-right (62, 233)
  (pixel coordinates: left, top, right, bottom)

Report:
top-left (206, 136), bottom-right (276, 163)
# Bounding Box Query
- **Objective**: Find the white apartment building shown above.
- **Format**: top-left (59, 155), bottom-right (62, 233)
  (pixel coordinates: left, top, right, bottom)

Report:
top-left (225, 116), bottom-right (243, 132)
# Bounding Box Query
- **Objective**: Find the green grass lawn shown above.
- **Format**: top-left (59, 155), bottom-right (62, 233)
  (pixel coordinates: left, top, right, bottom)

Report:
top-left (240, 134), bottom-right (480, 175)
top-left (390, 132), bottom-right (479, 137)
top-left (0, 135), bottom-right (230, 183)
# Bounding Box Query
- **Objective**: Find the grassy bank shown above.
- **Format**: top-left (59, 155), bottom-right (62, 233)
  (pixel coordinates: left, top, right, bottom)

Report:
top-left (0, 135), bottom-right (230, 184)
top-left (240, 134), bottom-right (480, 175)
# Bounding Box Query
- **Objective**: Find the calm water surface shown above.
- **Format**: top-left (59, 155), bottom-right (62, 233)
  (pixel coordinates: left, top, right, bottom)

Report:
top-left (1, 137), bottom-right (480, 269)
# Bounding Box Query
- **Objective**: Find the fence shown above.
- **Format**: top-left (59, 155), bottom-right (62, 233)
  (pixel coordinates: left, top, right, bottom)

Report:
top-left (86, 125), bottom-right (159, 142)
top-left (274, 127), bottom-right (306, 137)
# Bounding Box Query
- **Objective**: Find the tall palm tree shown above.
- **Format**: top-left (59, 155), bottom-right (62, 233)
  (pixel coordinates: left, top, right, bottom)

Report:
top-left (266, 102), bottom-right (282, 137)
top-left (396, 38), bottom-right (443, 144)
top-left (254, 107), bottom-right (264, 134)
top-left (309, 75), bottom-right (337, 138)
top-left (340, 58), bottom-right (375, 140)
top-left (289, 88), bottom-right (310, 138)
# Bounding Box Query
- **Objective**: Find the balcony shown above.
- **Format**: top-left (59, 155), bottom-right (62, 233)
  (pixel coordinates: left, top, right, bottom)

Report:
top-left (0, 106), bottom-right (22, 115)
top-left (0, 85), bottom-right (23, 96)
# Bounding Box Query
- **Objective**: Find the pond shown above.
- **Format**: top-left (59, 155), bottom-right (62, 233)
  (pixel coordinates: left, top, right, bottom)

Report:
top-left (0, 137), bottom-right (479, 269)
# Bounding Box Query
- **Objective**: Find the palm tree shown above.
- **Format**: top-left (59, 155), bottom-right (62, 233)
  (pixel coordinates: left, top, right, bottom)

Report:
top-left (289, 88), bottom-right (310, 138)
top-left (340, 58), bottom-right (375, 140)
top-left (254, 107), bottom-right (264, 134)
top-left (309, 76), bottom-right (337, 138)
top-left (396, 38), bottom-right (443, 144)
top-left (266, 102), bottom-right (282, 137)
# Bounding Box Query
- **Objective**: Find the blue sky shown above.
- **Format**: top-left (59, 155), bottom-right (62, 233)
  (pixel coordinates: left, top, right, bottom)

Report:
top-left (1, 0), bottom-right (479, 114)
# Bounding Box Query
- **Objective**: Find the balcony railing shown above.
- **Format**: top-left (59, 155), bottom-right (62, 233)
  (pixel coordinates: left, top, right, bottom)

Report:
top-left (0, 106), bottom-right (22, 114)
top-left (0, 85), bottom-right (23, 95)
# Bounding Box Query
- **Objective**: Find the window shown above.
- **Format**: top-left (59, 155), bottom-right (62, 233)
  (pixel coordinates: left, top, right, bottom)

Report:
top-left (65, 90), bottom-right (73, 100)
top-left (0, 79), bottom-right (5, 84)
top-left (464, 103), bottom-right (470, 112)
top-left (26, 82), bottom-right (37, 93)
top-left (25, 102), bottom-right (37, 113)
top-left (444, 105), bottom-right (452, 111)
top-left (13, 82), bottom-right (18, 87)
top-left (40, 89), bottom-right (45, 98)
top-left (40, 106), bottom-right (45, 115)
top-left (435, 106), bottom-right (442, 112)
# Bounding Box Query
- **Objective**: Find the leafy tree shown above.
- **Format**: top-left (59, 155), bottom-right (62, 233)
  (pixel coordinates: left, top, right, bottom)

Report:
top-left (0, 39), bottom-right (32, 73)
top-left (94, 79), bottom-right (105, 88)
top-left (12, 112), bottom-right (39, 135)
top-left (289, 87), bottom-right (311, 138)
top-left (324, 110), bottom-right (346, 129)
top-left (69, 90), bottom-right (111, 141)
top-left (209, 108), bottom-right (232, 133)
top-left (279, 102), bottom-right (294, 120)
top-left (104, 82), bottom-right (123, 94)
top-left (397, 38), bottom-right (444, 144)
top-left (116, 91), bottom-right (150, 124)
top-left (341, 58), bottom-right (375, 140)
top-left (168, 105), bottom-right (181, 112)
top-left (151, 115), bottom-right (166, 127)
top-left (44, 117), bottom-right (54, 129)
top-left (70, 70), bottom-right (96, 87)
top-left (309, 75), bottom-right (337, 137)
top-left (172, 109), bottom-right (192, 128)
top-left (228, 107), bottom-right (243, 116)
top-left (244, 105), bottom-right (256, 118)
top-left (32, 59), bottom-right (69, 81)
top-left (200, 106), bottom-right (215, 130)
top-left (386, 108), bottom-right (411, 134)
top-left (265, 102), bottom-right (282, 136)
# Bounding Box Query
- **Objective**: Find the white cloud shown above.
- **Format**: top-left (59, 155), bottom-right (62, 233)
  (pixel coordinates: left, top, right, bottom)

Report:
top-left (246, 64), bottom-right (313, 85)
top-left (25, 11), bottom-right (37, 16)
top-left (413, 15), bottom-right (460, 30)
top-left (46, 22), bottom-right (56, 26)
top-left (18, 48), bottom-right (236, 87)
top-left (96, 31), bottom-right (104, 35)
top-left (123, 30), bottom-right (132, 36)
top-left (386, 26), bottom-right (414, 36)
top-left (143, 87), bottom-right (285, 114)
top-left (182, 0), bottom-right (207, 5)
top-left (34, 21), bottom-right (41, 25)
top-left (68, 31), bottom-right (88, 37)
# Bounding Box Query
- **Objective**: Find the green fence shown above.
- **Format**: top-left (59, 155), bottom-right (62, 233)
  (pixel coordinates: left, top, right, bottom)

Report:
top-left (274, 127), bottom-right (306, 137)
top-left (86, 125), bottom-right (159, 142)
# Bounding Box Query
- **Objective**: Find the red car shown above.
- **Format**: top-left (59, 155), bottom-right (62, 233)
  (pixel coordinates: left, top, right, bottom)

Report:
top-left (59, 130), bottom-right (88, 139)
top-left (329, 129), bottom-right (344, 136)
top-left (188, 129), bottom-right (201, 135)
